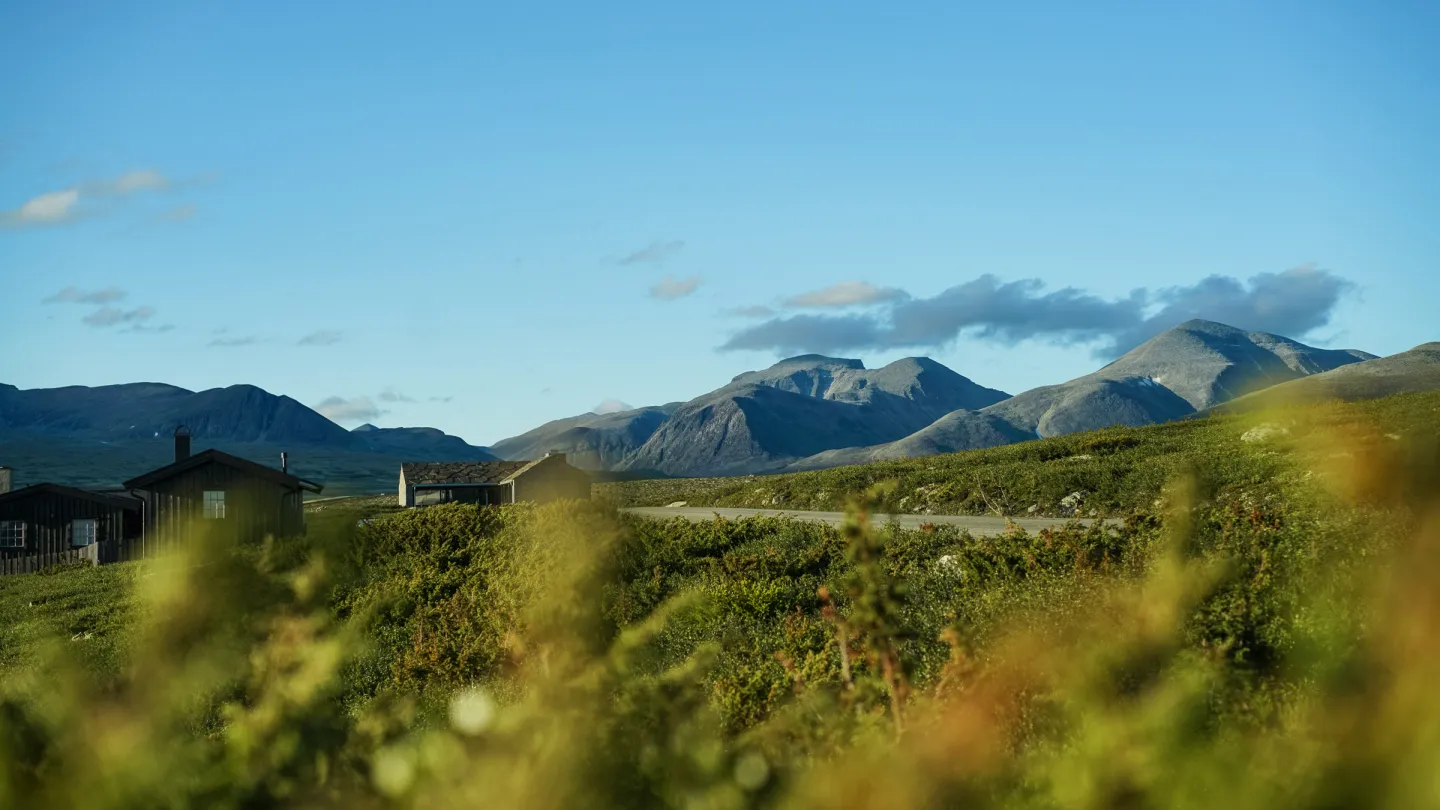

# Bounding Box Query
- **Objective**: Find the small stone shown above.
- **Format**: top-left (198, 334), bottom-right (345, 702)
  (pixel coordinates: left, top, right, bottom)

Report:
top-left (1242, 424), bottom-right (1290, 443)
top-left (665, 501), bottom-right (688, 508)
top-left (1026, 504), bottom-right (1039, 514)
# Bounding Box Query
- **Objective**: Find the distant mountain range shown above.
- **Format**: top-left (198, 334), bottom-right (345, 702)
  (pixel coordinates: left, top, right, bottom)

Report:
top-left (0, 383), bottom-right (497, 461)
top-left (3, 319), bottom-right (1436, 492)
top-left (487, 319), bottom-right (1415, 476)
top-left (0, 383), bottom-right (496, 494)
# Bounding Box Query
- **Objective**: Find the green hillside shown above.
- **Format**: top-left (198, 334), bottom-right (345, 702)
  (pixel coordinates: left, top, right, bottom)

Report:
top-left (599, 392), bottom-right (1440, 517)
top-left (0, 391), bottom-right (1437, 808)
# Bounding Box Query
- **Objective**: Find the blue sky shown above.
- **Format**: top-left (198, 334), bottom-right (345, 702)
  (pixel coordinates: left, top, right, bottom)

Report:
top-left (2, 0), bottom-right (1436, 445)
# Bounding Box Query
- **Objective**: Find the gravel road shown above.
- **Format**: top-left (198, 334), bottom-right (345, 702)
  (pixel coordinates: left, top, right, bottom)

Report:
top-left (621, 506), bottom-right (1121, 534)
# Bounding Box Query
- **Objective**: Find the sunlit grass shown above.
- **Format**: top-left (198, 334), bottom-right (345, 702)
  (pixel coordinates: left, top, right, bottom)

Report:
top-left (0, 393), bottom-right (1437, 808)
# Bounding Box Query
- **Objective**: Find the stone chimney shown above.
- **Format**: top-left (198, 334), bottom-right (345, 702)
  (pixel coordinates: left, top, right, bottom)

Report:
top-left (174, 425), bottom-right (192, 462)
top-left (0, 466), bottom-right (11, 495)
top-left (545, 450), bottom-right (566, 464)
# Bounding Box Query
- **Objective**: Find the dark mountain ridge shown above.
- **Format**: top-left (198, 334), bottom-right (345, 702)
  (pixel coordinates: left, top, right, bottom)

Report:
top-left (0, 382), bottom-right (494, 461)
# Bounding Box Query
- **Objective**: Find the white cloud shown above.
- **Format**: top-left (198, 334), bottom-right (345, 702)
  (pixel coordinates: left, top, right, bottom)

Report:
top-left (726, 305), bottom-right (776, 318)
top-left (82, 306), bottom-right (156, 327)
top-left (44, 286), bottom-right (128, 305)
top-left (316, 395), bottom-right (386, 424)
top-left (618, 240), bottom-right (685, 265)
top-left (591, 399), bottom-right (633, 415)
top-left (3, 190), bottom-right (81, 226)
top-left (157, 204), bottom-right (196, 223)
top-left (108, 169), bottom-right (168, 194)
top-left (208, 335), bottom-right (259, 347)
top-left (296, 330), bottom-right (342, 346)
top-left (783, 281), bottom-right (907, 308)
top-left (378, 387), bottom-right (416, 403)
top-left (2, 168), bottom-right (193, 231)
top-left (649, 274), bottom-right (702, 301)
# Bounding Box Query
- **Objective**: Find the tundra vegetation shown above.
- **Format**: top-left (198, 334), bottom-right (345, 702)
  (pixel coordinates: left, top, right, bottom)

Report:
top-left (0, 392), bottom-right (1438, 809)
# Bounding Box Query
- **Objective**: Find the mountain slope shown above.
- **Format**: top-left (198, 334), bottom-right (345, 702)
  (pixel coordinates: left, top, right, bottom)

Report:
top-left (350, 425), bottom-right (499, 461)
top-left (981, 320), bottom-right (1374, 438)
top-left (615, 356), bottom-right (1011, 477)
top-left (786, 410), bottom-right (1034, 471)
top-left (1209, 342), bottom-right (1440, 411)
top-left (488, 404), bottom-right (681, 470)
top-left (0, 382), bottom-right (496, 463)
top-left (0, 382), bottom-right (350, 444)
top-left (783, 320), bottom-right (1377, 473)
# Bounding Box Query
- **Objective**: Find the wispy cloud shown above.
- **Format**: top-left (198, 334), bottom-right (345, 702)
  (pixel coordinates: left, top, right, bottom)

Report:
top-left (591, 398), bottom-right (633, 415)
top-left (618, 240), bottom-right (685, 265)
top-left (315, 395), bottom-right (385, 424)
top-left (378, 387), bottom-right (416, 403)
top-left (649, 274), bottom-right (702, 301)
top-left (82, 169), bottom-right (170, 196)
top-left (82, 305), bottom-right (156, 327)
top-left (2, 168), bottom-right (205, 231)
top-left (721, 266), bottom-right (1356, 358)
top-left (208, 336), bottom-right (259, 348)
top-left (725, 305), bottom-right (776, 318)
top-left (43, 286), bottom-right (128, 305)
top-left (2, 189), bottom-right (84, 227)
top-left (156, 204), bottom-right (196, 223)
top-left (296, 330), bottom-right (342, 347)
top-left (44, 286), bottom-right (173, 332)
top-left (121, 323), bottom-right (175, 334)
top-left (428, 396), bottom-right (454, 403)
top-left (783, 281), bottom-right (907, 308)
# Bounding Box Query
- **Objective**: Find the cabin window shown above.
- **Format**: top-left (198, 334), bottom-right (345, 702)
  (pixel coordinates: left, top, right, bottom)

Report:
top-left (203, 490), bottom-right (226, 519)
top-left (71, 519), bottom-right (98, 547)
top-left (0, 521), bottom-right (24, 548)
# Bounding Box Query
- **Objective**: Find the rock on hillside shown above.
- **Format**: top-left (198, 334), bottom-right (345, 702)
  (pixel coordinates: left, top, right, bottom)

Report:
top-left (616, 355), bottom-right (1010, 477)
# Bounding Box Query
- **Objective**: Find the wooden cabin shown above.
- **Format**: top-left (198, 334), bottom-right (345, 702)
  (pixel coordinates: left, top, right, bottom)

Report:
top-left (399, 452), bottom-right (591, 507)
top-left (123, 429), bottom-right (323, 551)
top-left (0, 483), bottom-right (143, 575)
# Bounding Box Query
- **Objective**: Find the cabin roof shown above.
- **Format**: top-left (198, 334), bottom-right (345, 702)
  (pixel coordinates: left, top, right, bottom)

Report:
top-left (123, 449), bottom-right (324, 493)
top-left (0, 483), bottom-right (143, 510)
top-left (400, 461), bottom-right (532, 486)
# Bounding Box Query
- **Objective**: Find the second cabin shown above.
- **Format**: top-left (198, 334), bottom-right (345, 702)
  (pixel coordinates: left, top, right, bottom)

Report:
top-left (398, 452), bottom-right (591, 508)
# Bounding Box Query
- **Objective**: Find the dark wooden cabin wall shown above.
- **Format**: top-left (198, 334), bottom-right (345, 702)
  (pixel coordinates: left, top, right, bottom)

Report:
top-left (0, 493), bottom-right (139, 575)
top-left (140, 462), bottom-right (307, 553)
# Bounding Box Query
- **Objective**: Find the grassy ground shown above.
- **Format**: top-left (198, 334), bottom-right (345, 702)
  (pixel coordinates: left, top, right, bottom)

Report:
top-left (0, 561), bottom-right (143, 684)
top-left (0, 393), bottom-right (1436, 808)
top-left (598, 392), bottom-right (1440, 517)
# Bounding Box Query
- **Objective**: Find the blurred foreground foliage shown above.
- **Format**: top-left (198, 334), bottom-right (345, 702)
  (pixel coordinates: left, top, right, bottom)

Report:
top-left (1, 397), bottom-right (1439, 808)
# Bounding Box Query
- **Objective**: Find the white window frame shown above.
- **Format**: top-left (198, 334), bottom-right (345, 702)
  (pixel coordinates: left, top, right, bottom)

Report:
top-left (0, 520), bottom-right (24, 549)
top-left (71, 518), bottom-right (98, 547)
top-left (203, 490), bottom-right (226, 519)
